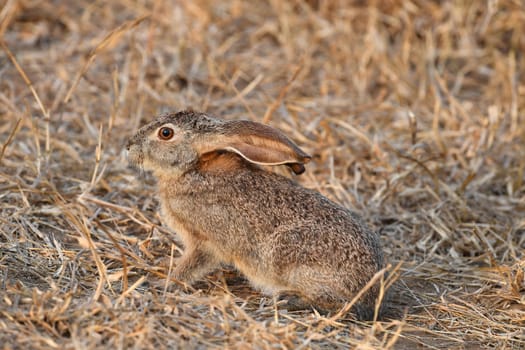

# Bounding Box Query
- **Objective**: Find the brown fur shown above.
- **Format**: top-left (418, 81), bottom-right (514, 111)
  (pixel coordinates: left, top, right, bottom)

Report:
top-left (127, 111), bottom-right (385, 320)
top-left (197, 152), bottom-right (243, 173)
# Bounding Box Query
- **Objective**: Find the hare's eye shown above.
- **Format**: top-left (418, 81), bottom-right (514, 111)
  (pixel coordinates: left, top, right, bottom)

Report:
top-left (158, 127), bottom-right (174, 140)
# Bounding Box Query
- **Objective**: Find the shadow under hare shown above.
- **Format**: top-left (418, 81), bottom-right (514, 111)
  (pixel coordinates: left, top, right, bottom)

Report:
top-left (127, 111), bottom-right (386, 320)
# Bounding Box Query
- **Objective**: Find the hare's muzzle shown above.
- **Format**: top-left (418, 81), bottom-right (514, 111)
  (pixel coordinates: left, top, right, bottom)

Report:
top-left (126, 139), bottom-right (144, 169)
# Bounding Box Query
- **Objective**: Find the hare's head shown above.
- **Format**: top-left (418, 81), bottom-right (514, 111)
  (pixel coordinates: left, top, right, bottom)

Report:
top-left (127, 111), bottom-right (311, 177)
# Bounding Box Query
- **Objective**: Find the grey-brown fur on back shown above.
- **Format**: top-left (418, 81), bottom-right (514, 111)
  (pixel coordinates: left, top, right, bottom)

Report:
top-left (127, 111), bottom-right (386, 320)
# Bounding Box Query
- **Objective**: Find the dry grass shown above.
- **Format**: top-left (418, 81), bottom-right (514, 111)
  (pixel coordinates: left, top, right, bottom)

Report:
top-left (1, 0), bottom-right (524, 348)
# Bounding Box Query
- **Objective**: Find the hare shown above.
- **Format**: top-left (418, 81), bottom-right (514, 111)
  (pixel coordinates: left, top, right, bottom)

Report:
top-left (127, 111), bottom-right (385, 320)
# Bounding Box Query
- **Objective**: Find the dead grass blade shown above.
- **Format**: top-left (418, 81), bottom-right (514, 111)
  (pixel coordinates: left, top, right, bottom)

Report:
top-left (63, 15), bottom-right (149, 103)
top-left (0, 118), bottom-right (21, 164)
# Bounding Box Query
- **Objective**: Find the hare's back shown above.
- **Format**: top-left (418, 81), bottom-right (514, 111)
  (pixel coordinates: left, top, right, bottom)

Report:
top-left (212, 168), bottom-right (381, 254)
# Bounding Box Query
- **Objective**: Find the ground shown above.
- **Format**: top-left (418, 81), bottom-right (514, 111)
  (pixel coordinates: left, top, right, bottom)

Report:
top-left (0, 1), bottom-right (524, 349)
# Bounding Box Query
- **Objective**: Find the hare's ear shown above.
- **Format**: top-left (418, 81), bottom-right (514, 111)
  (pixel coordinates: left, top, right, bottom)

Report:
top-left (203, 120), bottom-right (311, 174)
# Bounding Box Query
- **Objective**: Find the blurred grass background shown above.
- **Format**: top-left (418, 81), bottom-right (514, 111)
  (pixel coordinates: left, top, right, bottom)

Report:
top-left (0, 0), bottom-right (524, 348)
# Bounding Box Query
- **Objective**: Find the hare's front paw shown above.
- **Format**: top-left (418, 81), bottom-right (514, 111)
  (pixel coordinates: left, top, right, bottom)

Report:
top-left (173, 247), bottom-right (219, 284)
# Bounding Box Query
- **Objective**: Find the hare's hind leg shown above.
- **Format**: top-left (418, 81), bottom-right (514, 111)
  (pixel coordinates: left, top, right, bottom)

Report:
top-left (275, 288), bottom-right (341, 312)
top-left (303, 289), bottom-right (378, 321)
top-left (277, 290), bottom-right (374, 320)
top-left (174, 245), bottom-right (219, 284)
top-left (275, 290), bottom-right (344, 313)
top-left (275, 290), bottom-right (314, 311)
